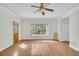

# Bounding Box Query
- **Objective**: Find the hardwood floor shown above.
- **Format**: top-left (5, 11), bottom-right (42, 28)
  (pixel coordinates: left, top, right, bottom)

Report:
top-left (0, 40), bottom-right (79, 56)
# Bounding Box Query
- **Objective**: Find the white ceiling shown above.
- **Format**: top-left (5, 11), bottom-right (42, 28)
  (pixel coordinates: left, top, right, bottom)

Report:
top-left (2, 3), bottom-right (79, 18)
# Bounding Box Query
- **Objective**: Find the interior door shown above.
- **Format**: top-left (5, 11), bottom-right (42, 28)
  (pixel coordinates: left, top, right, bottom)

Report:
top-left (13, 22), bottom-right (19, 44)
top-left (60, 17), bottom-right (69, 41)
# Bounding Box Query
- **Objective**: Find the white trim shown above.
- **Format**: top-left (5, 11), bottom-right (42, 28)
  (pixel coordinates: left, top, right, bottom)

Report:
top-left (59, 40), bottom-right (69, 41)
top-left (69, 44), bottom-right (79, 52)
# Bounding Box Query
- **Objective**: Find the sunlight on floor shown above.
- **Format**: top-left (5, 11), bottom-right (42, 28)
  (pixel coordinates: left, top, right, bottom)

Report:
top-left (19, 43), bottom-right (27, 49)
top-left (31, 43), bottom-right (48, 55)
top-left (13, 51), bottom-right (18, 56)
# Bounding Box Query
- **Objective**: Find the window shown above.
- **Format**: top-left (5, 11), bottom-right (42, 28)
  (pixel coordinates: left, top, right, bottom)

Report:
top-left (31, 24), bottom-right (48, 36)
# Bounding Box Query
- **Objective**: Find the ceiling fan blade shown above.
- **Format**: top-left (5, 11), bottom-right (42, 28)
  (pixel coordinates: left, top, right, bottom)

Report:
top-left (42, 11), bottom-right (45, 15)
top-left (31, 5), bottom-right (39, 8)
top-left (45, 8), bottom-right (54, 12)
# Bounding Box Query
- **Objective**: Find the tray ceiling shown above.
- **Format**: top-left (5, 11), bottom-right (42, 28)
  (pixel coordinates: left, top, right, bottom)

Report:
top-left (1, 3), bottom-right (79, 18)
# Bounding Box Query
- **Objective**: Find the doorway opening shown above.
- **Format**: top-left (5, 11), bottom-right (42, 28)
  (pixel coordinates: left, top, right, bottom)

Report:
top-left (13, 22), bottom-right (19, 44)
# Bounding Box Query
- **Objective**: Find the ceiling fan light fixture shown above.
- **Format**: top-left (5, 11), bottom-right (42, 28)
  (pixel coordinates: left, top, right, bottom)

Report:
top-left (40, 9), bottom-right (45, 15)
top-left (31, 3), bottom-right (54, 15)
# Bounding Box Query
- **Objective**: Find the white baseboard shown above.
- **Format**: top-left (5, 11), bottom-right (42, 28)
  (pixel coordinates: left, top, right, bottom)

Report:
top-left (58, 39), bottom-right (69, 41)
top-left (69, 44), bottom-right (79, 52)
top-left (21, 38), bottom-right (53, 40)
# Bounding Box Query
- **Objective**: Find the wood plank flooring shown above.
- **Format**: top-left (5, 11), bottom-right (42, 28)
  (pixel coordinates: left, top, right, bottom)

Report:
top-left (0, 40), bottom-right (79, 56)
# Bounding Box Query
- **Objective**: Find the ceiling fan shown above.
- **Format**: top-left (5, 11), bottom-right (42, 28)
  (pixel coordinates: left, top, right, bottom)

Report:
top-left (31, 3), bottom-right (54, 15)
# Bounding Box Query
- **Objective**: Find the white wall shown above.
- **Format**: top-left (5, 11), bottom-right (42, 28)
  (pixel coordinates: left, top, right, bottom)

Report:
top-left (21, 18), bottom-right (58, 39)
top-left (59, 17), bottom-right (69, 41)
top-left (0, 5), bottom-right (21, 51)
top-left (69, 5), bottom-right (79, 51)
